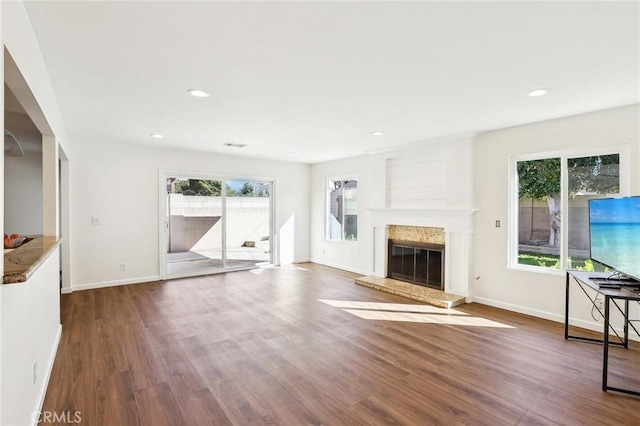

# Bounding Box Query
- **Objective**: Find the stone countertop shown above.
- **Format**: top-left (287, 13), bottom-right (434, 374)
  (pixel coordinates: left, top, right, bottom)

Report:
top-left (3, 236), bottom-right (63, 284)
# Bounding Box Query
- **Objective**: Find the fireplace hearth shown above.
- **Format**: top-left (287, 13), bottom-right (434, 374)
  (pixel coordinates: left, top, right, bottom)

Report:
top-left (388, 239), bottom-right (444, 290)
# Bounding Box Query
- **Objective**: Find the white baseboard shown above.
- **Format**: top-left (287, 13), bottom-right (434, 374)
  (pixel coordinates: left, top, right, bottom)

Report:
top-left (472, 296), bottom-right (639, 342)
top-left (60, 287), bottom-right (72, 294)
top-left (32, 324), bottom-right (62, 426)
top-left (292, 258), bottom-right (311, 264)
top-left (472, 296), bottom-right (562, 322)
top-left (71, 275), bottom-right (161, 292)
top-left (309, 258), bottom-right (371, 276)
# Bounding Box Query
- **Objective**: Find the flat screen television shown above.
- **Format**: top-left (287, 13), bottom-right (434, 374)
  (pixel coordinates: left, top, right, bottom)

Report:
top-left (589, 196), bottom-right (640, 281)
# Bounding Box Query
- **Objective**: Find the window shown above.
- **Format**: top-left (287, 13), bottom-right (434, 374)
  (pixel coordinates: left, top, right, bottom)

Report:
top-left (326, 179), bottom-right (358, 241)
top-left (512, 151), bottom-right (622, 272)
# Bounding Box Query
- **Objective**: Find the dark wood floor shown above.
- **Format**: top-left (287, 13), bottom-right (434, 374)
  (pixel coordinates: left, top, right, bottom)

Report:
top-left (40, 263), bottom-right (640, 425)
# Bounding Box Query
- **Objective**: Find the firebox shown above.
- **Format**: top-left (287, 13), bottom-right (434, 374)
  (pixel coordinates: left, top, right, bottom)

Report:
top-left (387, 239), bottom-right (444, 290)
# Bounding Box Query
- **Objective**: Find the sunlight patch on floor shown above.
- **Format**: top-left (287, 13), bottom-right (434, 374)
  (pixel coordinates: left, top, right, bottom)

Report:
top-left (318, 299), bottom-right (465, 315)
top-left (344, 309), bottom-right (515, 328)
top-left (250, 264), bottom-right (310, 274)
top-left (318, 299), bottom-right (515, 328)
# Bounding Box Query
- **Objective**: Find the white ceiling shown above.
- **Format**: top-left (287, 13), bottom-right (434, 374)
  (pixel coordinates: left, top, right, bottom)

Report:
top-left (23, 1), bottom-right (639, 164)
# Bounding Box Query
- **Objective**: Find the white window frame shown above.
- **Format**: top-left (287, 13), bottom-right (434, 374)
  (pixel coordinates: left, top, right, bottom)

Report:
top-left (508, 144), bottom-right (630, 274)
top-left (325, 176), bottom-right (358, 243)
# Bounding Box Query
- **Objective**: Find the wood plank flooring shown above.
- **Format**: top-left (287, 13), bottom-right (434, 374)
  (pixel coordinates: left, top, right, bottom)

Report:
top-left (40, 263), bottom-right (640, 425)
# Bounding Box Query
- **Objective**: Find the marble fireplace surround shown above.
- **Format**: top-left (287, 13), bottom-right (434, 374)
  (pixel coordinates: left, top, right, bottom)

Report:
top-left (370, 208), bottom-right (474, 299)
top-left (388, 225), bottom-right (445, 245)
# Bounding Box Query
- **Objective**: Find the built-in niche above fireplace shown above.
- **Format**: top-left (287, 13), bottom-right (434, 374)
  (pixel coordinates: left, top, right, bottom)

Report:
top-left (388, 239), bottom-right (444, 290)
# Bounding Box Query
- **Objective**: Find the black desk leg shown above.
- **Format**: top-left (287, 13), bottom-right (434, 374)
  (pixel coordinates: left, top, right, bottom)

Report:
top-left (624, 299), bottom-right (629, 348)
top-left (603, 295), bottom-right (610, 392)
top-left (565, 272), bottom-right (570, 339)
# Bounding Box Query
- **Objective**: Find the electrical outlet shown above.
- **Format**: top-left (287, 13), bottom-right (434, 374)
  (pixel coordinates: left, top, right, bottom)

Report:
top-left (120, 263), bottom-right (127, 271)
top-left (495, 220), bottom-right (501, 228)
top-left (33, 362), bottom-right (37, 384)
top-left (596, 299), bottom-right (604, 310)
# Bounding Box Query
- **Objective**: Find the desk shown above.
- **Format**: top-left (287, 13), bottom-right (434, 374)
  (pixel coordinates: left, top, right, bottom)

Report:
top-left (565, 270), bottom-right (640, 396)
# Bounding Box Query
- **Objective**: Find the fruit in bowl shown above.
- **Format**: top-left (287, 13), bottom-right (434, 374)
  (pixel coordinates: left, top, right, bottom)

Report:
top-left (4, 233), bottom-right (26, 249)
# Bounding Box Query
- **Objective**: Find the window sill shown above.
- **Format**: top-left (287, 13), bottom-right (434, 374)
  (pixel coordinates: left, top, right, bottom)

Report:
top-left (508, 263), bottom-right (565, 276)
top-left (325, 239), bottom-right (359, 245)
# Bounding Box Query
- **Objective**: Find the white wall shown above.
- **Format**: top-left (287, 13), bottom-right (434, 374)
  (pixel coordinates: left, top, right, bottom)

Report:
top-left (4, 151), bottom-right (43, 235)
top-left (1, 1), bottom-right (71, 157)
top-left (1, 1), bottom-right (71, 423)
top-left (310, 155), bottom-right (375, 275)
top-left (1, 249), bottom-right (61, 426)
top-left (310, 133), bottom-right (475, 277)
top-left (70, 139), bottom-right (310, 289)
top-left (473, 104), bottom-right (640, 332)
top-left (0, 4), bottom-right (5, 420)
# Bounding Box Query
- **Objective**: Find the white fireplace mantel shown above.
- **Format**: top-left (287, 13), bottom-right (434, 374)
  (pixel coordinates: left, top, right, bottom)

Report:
top-left (368, 208), bottom-right (477, 233)
top-left (369, 207), bottom-right (476, 298)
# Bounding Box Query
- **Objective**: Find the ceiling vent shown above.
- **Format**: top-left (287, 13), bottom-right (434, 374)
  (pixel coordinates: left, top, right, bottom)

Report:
top-left (223, 143), bottom-right (247, 148)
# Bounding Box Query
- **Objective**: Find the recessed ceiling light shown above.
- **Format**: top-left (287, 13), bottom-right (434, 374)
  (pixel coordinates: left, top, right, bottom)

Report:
top-left (150, 133), bottom-right (163, 138)
top-left (528, 88), bottom-right (548, 97)
top-left (223, 142), bottom-right (247, 148)
top-left (187, 89), bottom-right (210, 98)
top-left (371, 131), bottom-right (384, 136)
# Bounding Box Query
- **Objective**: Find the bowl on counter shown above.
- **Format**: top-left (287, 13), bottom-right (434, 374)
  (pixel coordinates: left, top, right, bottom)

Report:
top-left (4, 234), bottom-right (26, 249)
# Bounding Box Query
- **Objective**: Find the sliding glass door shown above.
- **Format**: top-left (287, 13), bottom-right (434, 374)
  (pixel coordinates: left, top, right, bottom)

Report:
top-left (160, 173), bottom-right (273, 278)
top-left (225, 180), bottom-right (272, 268)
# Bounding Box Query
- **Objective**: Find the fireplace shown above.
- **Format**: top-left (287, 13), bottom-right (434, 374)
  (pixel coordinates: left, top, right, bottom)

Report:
top-left (388, 239), bottom-right (445, 290)
top-left (370, 212), bottom-right (472, 298)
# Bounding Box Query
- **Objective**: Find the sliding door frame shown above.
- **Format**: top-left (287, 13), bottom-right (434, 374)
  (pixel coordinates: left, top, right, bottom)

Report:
top-left (158, 169), bottom-right (275, 280)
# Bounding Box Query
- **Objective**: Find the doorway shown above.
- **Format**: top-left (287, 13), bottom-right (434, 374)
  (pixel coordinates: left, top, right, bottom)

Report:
top-left (159, 172), bottom-right (273, 278)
